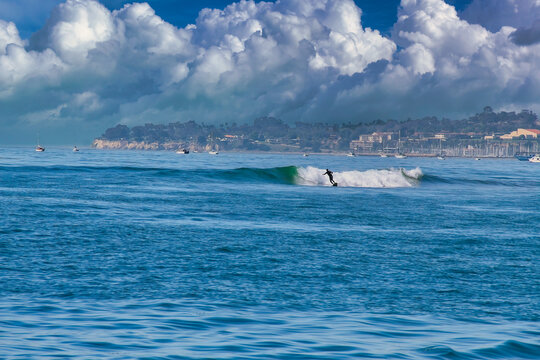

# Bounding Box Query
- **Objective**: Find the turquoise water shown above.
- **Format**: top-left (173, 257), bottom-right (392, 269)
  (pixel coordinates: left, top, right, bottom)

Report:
top-left (0, 148), bottom-right (539, 359)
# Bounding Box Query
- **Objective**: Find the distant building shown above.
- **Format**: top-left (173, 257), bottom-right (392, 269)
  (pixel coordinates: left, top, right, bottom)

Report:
top-left (500, 128), bottom-right (540, 139)
top-left (350, 132), bottom-right (395, 151)
top-left (356, 132), bottom-right (394, 143)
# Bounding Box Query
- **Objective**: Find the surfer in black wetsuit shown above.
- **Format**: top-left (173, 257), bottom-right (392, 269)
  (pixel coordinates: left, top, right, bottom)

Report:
top-left (323, 169), bottom-right (336, 185)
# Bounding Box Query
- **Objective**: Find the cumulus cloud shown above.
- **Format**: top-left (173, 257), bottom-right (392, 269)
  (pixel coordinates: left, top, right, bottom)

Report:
top-left (301, 0), bottom-right (540, 122)
top-left (0, 0), bottom-right (540, 144)
top-left (29, 0), bottom-right (114, 63)
top-left (0, 20), bottom-right (24, 53)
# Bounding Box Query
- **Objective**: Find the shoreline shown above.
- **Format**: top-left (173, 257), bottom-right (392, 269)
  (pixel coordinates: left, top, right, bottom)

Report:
top-left (90, 138), bottom-right (537, 159)
top-left (5, 144), bottom-right (524, 159)
top-left (87, 146), bottom-right (521, 159)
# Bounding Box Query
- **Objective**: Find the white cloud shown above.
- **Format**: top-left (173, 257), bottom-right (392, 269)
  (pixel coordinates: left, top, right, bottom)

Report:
top-left (391, 0), bottom-right (540, 106)
top-left (0, 0), bottom-right (540, 144)
top-left (29, 0), bottom-right (114, 63)
top-left (400, 43), bottom-right (435, 75)
top-left (300, 0), bottom-right (540, 121)
top-left (0, 44), bottom-right (64, 96)
top-left (0, 20), bottom-right (24, 54)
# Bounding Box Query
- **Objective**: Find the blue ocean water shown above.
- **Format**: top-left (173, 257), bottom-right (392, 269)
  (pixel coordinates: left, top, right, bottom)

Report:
top-left (0, 147), bottom-right (538, 359)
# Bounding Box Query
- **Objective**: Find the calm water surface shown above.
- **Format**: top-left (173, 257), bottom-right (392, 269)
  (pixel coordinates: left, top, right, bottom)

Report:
top-left (0, 148), bottom-right (539, 359)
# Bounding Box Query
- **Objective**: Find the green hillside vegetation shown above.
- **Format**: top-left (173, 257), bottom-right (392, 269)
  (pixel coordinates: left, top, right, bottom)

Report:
top-left (98, 107), bottom-right (538, 152)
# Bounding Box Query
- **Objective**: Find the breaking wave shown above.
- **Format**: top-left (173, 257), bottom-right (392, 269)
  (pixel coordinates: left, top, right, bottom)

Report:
top-left (296, 166), bottom-right (423, 188)
top-left (218, 166), bottom-right (422, 187)
top-left (0, 165), bottom-right (423, 188)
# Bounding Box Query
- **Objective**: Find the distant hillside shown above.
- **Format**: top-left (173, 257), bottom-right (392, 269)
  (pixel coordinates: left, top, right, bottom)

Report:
top-left (94, 107), bottom-right (539, 152)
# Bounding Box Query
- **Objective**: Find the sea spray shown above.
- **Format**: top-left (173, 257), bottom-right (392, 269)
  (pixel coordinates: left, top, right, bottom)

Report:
top-left (296, 166), bottom-right (423, 188)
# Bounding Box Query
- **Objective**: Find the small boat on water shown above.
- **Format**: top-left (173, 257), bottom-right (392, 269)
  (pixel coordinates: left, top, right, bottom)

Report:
top-left (514, 152), bottom-right (534, 161)
top-left (528, 154), bottom-right (540, 163)
top-left (176, 148), bottom-right (189, 154)
top-left (395, 153), bottom-right (407, 159)
top-left (35, 134), bottom-right (45, 152)
top-left (73, 146), bottom-right (79, 152)
top-left (208, 142), bottom-right (219, 155)
top-left (437, 154), bottom-right (446, 160)
top-left (347, 152), bottom-right (356, 157)
top-left (303, 153), bottom-right (309, 157)
top-left (380, 153), bottom-right (388, 158)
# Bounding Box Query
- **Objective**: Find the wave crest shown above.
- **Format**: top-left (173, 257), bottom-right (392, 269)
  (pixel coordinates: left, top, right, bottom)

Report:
top-left (296, 166), bottom-right (423, 188)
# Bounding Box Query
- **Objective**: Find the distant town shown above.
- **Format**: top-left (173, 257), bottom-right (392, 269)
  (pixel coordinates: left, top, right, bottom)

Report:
top-left (93, 107), bottom-right (540, 157)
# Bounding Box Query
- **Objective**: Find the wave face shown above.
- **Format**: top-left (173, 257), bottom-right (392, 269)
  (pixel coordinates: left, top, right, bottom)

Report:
top-left (218, 166), bottom-right (299, 184)
top-left (4, 163), bottom-right (537, 187)
top-left (296, 166), bottom-right (423, 188)
top-left (219, 166), bottom-right (423, 188)
top-left (0, 165), bottom-right (423, 188)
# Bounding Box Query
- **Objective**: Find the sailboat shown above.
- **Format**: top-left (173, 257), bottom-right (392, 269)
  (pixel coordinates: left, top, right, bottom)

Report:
top-left (35, 134), bottom-right (45, 152)
top-left (208, 135), bottom-right (219, 155)
top-left (437, 138), bottom-right (445, 159)
top-left (395, 131), bottom-right (407, 158)
top-left (209, 144), bottom-right (219, 155)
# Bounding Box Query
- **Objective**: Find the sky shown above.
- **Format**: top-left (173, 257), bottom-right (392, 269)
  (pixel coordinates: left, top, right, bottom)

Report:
top-left (0, 0), bottom-right (539, 144)
top-left (1, 0), bottom-right (474, 38)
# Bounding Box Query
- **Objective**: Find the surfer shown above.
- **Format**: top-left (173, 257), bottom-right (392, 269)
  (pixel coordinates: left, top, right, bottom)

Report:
top-left (323, 169), bottom-right (336, 186)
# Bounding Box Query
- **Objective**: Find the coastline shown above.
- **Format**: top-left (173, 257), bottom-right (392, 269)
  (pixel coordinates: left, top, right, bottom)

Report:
top-left (90, 140), bottom-right (520, 159)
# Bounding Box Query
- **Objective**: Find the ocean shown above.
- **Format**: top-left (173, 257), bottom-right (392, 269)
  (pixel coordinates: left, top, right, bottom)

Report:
top-left (0, 147), bottom-right (538, 359)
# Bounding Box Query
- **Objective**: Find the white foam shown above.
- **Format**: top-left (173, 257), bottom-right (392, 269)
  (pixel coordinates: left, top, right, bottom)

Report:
top-left (296, 166), bottom-right (423, 188)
